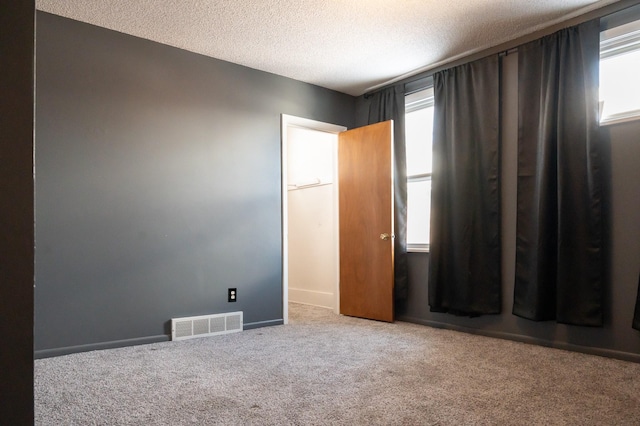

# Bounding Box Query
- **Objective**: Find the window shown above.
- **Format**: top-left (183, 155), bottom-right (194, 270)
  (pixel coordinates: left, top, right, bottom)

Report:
top-left (405, 87), bottom-right (434, 252)
top-left (600, 19), bottom-right (640, 125)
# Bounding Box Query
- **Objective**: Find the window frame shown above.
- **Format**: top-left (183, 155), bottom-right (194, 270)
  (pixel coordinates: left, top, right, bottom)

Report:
top-left (599, 18), bottom-right (640, 126)
top-left (405, 87), bottom-right (434, 253)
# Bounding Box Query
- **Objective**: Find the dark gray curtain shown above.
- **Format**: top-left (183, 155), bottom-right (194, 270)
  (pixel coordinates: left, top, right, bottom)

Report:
top-left (428, 55), bottom-right (501, 316)
top-left (513, 19), bottom-right (604, 326)
top-left (364, 85), bottom-right (408, 301)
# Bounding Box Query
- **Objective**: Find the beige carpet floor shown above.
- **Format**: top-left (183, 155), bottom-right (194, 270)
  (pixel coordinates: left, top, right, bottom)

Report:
top-left (35, 303), bottom-right (640, 425)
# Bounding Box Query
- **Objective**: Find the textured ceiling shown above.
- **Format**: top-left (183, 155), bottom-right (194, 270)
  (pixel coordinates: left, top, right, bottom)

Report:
top-left (36, 0), bottom-right (620, 96)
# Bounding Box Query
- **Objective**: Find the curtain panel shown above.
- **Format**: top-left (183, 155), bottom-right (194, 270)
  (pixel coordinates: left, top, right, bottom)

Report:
top-left (513, 19), bottom-right (604, 326)
top-left (363, 85), bottom-right (409, 301)
top-left (428, 55), bottom-right (502, 316)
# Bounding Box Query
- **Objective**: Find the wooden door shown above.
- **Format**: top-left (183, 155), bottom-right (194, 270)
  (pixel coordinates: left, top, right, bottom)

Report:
top-left (338, 120), bottom-right (394, 322)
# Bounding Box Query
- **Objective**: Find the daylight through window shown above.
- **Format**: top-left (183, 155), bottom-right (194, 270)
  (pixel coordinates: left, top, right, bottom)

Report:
top-left (600, 18), bottom-right (640, 124)
top-left (405, 87), bottom-right (434, 252)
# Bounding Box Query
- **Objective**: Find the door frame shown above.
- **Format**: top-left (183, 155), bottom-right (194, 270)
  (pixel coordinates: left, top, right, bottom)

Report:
top-left (281, 114), bottom-right (346, 324)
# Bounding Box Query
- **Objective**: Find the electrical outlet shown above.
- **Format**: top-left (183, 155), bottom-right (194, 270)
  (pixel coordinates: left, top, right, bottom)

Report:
top-left (228, 288), bottom-right (237, 302)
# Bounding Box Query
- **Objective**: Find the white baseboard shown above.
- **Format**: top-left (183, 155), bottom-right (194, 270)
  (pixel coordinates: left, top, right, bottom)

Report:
top-left (289, 288), bottom-right (334, 310)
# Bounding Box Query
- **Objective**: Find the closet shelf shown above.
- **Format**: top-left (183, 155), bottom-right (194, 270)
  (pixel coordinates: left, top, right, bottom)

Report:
top-left (287, 178), bottom-right (332, 191)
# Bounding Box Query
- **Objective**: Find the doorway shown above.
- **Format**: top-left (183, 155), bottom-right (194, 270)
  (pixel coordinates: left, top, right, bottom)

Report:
top-left (281, 115), bottom-right (346, 324)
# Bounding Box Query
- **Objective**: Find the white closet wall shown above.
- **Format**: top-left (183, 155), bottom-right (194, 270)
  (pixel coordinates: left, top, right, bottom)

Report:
top-left (287, 127), bottom-right (338, 309)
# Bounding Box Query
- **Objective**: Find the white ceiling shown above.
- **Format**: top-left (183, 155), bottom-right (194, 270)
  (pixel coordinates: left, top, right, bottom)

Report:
top-left (36, 0), bottom-right (621, 96)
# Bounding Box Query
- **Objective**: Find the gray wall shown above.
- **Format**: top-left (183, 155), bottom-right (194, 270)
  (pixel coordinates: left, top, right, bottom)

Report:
top-left (1, 1), bottom-right (35, 421)
top-left (398, 52), bottom-right (640, 361)
top-left (35, 12), bottom-right (355, 357)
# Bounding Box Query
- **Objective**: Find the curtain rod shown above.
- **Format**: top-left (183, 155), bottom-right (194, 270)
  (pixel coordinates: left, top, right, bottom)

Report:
top-left (363, 46), bottom-right (517, 99)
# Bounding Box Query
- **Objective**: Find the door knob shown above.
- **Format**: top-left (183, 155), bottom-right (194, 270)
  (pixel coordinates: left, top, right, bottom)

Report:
top-left (380, 233), bottom-right (390, 241)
